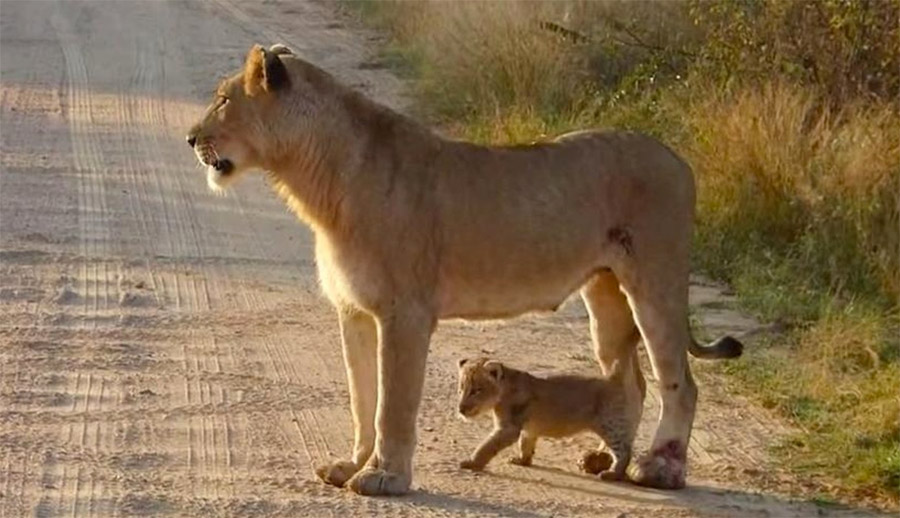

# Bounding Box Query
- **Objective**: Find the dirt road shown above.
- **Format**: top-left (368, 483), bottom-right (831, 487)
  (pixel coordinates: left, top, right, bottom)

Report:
top-left (0, 1), bottom-right (880, 517)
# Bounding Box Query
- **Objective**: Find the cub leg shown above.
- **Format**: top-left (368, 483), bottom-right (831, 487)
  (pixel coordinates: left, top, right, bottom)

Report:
top-left (509, 433), bottom-right (537, 466)
top-left (599, 438), bottom-right (632, 482)
top-left (316, 308), bottom-right (377, 488)
top-left (593, 397), bottom-right (638, 482)
top-left (460, 425), bottom-right (521, 471)
top-left (346, 305), bottom-right (435, 496)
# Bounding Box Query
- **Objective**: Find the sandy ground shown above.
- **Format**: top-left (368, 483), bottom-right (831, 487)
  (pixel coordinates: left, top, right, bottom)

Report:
top-left (0, 1), bottom-right (885, 517)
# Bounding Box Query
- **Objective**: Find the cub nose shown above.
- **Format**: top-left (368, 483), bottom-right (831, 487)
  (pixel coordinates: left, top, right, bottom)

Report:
top-left (186, 134), bottom-right (197, 148)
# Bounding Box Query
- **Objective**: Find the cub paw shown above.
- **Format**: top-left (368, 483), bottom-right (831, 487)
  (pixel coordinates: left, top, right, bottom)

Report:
top-left (315, 459), bottom-right (359, 488)
top-left (459, 459), bottom-right (485, 471)
top-left (346, 467), bottom-right (411, 496)
top-left (508, 456), bottom-right (532, 467)
top-left (578, 451), bottom-right (613, 475)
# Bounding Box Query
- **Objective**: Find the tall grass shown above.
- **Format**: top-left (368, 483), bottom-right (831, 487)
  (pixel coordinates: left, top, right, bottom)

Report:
top-left (343, 0), bottom-right (900, 506)
top-left (684, 83), bottom-right (900, 311)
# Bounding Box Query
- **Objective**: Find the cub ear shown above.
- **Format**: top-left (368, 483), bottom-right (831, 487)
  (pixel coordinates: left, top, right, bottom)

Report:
top-left (484, 361), bottom-right (503, 381)
top-left (457, 358), bottom-right (468, 369)
top-left (244, 44), bottom-right (290, 96)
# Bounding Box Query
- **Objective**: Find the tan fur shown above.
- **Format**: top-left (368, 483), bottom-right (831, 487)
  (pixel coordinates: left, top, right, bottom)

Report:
top-left (457, 358), bottom-right (640, 480)
top-left (187, 43), bottom-right (743, 495)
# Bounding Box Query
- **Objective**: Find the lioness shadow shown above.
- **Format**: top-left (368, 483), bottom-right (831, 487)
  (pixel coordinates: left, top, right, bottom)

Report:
top-left (404, 465), bottom-right (887, 518)
top-left (405, 490), bottom-right (544, 518)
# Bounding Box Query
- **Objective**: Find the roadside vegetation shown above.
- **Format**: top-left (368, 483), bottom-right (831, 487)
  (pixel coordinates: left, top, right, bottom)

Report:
top-left (346, 0), bottom-right (900, 506)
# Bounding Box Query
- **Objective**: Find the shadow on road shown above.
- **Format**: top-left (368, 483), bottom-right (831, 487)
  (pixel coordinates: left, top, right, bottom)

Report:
top-left (404, 464), bottom-right (887, 518)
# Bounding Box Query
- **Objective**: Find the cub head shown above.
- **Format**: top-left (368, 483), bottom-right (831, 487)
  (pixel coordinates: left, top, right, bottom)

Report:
top-left (456, 358), bottom-right (504, 418)
top-left (186, 43), bottom-right (303, 192)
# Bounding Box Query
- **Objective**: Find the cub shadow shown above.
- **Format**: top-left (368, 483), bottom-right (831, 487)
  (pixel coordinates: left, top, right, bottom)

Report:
top-left (404, 464), bottom-right (886, 518)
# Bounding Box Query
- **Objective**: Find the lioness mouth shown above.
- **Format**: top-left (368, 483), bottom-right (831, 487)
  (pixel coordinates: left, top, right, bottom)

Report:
top-left (196, 144), bottom-right (234, 176)
top-left (213, 159), bottom-right (234, 175)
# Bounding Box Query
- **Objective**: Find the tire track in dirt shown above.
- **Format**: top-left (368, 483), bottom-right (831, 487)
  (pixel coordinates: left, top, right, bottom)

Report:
top-left (51, 9), bottom-right (114, 516)
top-left (0, 67), bottom-right (56, 509)
top-left (122, 7), bottom-right (244, 502)
top-left (186, 0), bottom-right (357, 480)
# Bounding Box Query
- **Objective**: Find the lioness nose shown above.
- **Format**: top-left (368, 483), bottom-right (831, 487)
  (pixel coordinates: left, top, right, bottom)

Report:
top-left (186, 134), bottom-right (197, 148)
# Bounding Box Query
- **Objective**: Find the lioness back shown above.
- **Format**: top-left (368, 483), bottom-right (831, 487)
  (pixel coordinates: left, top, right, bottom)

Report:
top-left (434, 131), bottom-right (694, 320)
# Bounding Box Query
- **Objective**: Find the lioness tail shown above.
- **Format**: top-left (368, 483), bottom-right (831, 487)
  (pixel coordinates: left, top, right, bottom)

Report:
top-left (688, 335), bottom-right (743, 360)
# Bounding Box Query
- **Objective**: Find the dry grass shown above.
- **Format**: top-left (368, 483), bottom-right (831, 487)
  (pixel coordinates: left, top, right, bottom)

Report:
top-left (382, 1), bottom-right (584, 119)
top-left (683, 82), bottom-right (900, 303)
top-left (722, 305), bottom-right (900, 504)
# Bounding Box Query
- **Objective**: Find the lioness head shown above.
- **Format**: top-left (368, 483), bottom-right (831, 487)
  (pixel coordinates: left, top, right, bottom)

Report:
top-left (456, 358), bottom-right (504, 418)
top-left (186, 43), bottom-right (314, 192)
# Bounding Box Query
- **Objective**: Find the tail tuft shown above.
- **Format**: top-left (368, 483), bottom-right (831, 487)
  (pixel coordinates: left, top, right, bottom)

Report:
top-left (689, 335), bottom-right (744, 360)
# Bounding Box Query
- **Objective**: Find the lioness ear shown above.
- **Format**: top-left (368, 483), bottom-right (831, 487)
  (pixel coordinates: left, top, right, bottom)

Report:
top-left (484, 361), bottom-right (503, 381)
top-left (269, 43), bottom-right (294, 56)
top-left (458, 358), bottom-right (468, 369)
top-left (244, 44), bottom-right (290, 96)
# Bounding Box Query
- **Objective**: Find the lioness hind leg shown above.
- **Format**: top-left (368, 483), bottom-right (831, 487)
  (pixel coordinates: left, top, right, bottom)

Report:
top-left (581, 272), bottom-right (638, 372)
top-left (317, 308), bottom-right (378, 488)
top-left (618, 269), bottom-right (696, 490)
top-left (346, 306), bottom-right (435, 496)
top-left (581, 273), bottom-right (646, 437)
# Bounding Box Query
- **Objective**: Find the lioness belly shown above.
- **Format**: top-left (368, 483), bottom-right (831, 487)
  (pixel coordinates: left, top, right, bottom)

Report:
top-left (437, 267), bottom-right (599, 319)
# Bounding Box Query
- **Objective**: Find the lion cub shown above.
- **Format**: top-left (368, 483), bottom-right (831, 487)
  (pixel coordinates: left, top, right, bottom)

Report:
top-left (456, 357), bottom-right (638, 481)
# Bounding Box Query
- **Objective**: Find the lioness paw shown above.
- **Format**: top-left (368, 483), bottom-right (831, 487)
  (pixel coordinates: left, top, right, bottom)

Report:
top-left (315, 459), bottom-right (359, 488)
top-left (347, 467), bottom-right (411, 496)
top-left (630, 441), bottom-right (687, 489)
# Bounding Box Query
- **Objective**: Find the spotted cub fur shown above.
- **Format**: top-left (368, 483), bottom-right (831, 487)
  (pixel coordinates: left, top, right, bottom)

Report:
top-left (456, 357), bottom-right (640, 481)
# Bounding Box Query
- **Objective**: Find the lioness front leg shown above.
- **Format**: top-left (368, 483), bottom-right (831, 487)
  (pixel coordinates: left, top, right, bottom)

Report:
top-left (460, 426), bottom-right (521, 471)
top-left (317, 308), bottom-right (378, 488)
top-left (346, 306), bottom-right (435, 496)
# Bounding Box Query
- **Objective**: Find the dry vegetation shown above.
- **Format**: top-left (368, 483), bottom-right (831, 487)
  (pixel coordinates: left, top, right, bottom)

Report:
top-left (345, 0), bottom-right (900, 507)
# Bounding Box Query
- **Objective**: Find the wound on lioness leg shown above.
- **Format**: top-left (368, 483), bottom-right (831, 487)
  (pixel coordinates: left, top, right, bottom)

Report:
top-left (607, 226), bottom-right (634, 256)
top-left (652, 439), bottom-right (686, 460)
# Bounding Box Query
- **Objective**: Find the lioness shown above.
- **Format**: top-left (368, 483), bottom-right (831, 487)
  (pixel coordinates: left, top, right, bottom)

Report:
top-left (187, 44), bottom-right (743, 496)
top-left (457, 357), bottom-right (639, 481)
